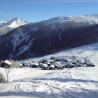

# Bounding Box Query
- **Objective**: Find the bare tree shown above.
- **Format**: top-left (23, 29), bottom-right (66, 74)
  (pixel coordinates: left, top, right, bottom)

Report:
top-left (5, 68), bottom-right (11, 83)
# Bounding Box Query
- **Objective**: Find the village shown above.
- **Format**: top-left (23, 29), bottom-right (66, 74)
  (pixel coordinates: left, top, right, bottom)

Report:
top-left (0, 56), bottom-right (95, 70)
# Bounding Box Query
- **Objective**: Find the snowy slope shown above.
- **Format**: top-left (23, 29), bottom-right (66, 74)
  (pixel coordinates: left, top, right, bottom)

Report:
top-left (23, 42), bottom-right (98, 65)
top-left (50, 42), bottom-right (98, 65)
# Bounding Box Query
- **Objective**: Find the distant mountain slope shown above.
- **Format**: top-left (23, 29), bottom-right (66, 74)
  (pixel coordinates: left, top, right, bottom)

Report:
top-left (33, 42), bottom-right (98, 66)
top-left (0, 18), bottom-right (27, 35)
top-left (0, 15), bottom-right (98, 60)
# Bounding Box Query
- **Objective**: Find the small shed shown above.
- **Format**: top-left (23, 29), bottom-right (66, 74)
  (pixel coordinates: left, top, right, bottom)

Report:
top-left (0, 60), bottom-right (22, 68)
top-left (0, 60), bottom-right (12, 68)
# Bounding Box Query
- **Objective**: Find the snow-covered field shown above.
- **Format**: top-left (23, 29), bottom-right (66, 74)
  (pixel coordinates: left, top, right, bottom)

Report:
top-left (0, 67), bottom-right (98, 98)
top-left (0, 43), bottom-right (98, 98)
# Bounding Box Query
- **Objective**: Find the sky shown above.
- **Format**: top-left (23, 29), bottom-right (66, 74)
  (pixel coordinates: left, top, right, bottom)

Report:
top-left (0, 0), bottom-right (98, 22)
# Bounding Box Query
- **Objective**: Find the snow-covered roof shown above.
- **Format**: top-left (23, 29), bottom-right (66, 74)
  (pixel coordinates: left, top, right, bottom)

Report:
top-left (4, 60), bottom-right (12, 65)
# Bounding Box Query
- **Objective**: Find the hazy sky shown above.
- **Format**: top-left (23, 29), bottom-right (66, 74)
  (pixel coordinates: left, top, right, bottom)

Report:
top-left (0, 0), bottom-right (98, 22)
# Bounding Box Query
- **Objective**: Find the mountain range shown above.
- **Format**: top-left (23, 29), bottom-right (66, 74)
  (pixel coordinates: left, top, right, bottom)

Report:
top-left (0, 15), bottom-right (98, 60)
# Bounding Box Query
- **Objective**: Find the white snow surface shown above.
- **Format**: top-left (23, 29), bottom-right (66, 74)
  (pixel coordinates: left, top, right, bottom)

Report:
top-left (0, 67), bottom-right (98, 98)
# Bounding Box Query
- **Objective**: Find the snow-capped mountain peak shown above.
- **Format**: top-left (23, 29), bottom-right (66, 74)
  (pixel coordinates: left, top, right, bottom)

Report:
top-left (0, 18), bottom-right (28, 36)
top-left (0, 18), bottom-right (27, 28)
top-left (7, 18), bottom-right (27, 28)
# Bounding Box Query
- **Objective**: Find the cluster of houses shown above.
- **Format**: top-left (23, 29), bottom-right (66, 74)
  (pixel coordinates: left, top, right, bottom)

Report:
top-left (38, 56), bottom-right (95, 70)
top-left (22, 56), bottom-right (95, 70)
top-left (0, 56), bottom-right (95, 69)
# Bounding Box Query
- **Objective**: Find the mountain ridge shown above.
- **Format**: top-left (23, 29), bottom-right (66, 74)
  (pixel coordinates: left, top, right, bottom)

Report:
top-left (0, 14), bottom-right (98, 60)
